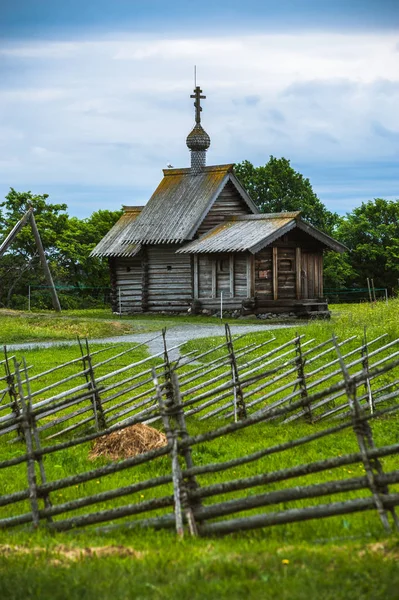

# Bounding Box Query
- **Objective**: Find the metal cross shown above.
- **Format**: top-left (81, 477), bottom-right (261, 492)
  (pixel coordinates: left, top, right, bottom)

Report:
top-left (190, 86), bottom-right (206, 124)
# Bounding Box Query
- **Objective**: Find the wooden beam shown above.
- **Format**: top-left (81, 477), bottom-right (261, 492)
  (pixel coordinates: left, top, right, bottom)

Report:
top-left (246, 254), bottom-right (252, 297)
top-left (314, 254), bottom-right (319, 298)
top-left (296, 247), bottom-right (301, 300)
top-left (0, 208), bottom-right (33, 258)
top-left (193, 255), bottom-right (199, 299)
top-left (30, 213), bottom-right (62, 313)
top-left (211, 259), bottom-right (216, 298)
top-left (141, 246), bottom-right (148, 311)
top-left (319, 254), bottom-right (324, 297)
top-left (272, 247), bottom-right (278, 301)
top-left (229, 254), bottom-right (234, 298)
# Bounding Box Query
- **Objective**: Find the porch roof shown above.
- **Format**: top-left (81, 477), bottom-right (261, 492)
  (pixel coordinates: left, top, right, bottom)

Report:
top-left (177, 213), bottom-right (347, 254)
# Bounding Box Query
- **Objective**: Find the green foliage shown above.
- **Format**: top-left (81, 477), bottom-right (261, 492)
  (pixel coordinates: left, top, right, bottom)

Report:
top-left (234, 157), bottom-right (339, 234)
top-left (336, 198), bottom-right (399, 290)
top-left (323, 252), bottom-right (357, 290)
top-left (0, 189), bottom-right (122, 309)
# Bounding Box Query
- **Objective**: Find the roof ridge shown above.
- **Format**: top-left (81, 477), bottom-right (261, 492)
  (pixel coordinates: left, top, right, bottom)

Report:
top-left (162, 164), bottom-right (234, 176)
top-left (235, 211), bottom-right (301, 220)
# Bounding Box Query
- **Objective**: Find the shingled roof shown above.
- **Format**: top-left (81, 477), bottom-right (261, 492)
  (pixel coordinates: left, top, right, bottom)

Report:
top-left (120, 164), bottom-right (258, 245)
top-left (177, 213), bottom-right (347, 254)
top-left (90, 206), bottom-right (143, 258)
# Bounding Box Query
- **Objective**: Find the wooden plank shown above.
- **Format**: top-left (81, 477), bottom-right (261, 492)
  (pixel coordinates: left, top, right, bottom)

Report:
top-left (211, 260), bottom-right (216, 298)
top-left (246, 254), bottom-right (251, 297)
top-left (296, 247), bottom-right (301, 300)
top-left (229, 254), bottom-right (234, 298)
top-left (193, 255), bottom-right (198, 299)
top-left (319, 254), bottom-right (324, 297)
top-left (273, 247), bottom-right (278, 301)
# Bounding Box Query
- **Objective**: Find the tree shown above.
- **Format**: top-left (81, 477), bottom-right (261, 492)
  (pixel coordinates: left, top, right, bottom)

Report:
top-left (234, 157), bottom-right (339, 234)
top-left (336, 198), bottom-right (399, 290)
top-left (0, 189), bottom-right (122, 309)
top-left (0, 189), bottom-right (68, 308)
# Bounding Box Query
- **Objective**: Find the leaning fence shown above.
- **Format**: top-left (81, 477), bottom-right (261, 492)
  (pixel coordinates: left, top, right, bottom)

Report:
top-left (0, 325), bottom-right (398, 538)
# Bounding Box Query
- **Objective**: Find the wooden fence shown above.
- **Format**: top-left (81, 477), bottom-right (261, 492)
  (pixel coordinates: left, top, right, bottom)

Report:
top-left (0, 325), bottom-right (399, 538)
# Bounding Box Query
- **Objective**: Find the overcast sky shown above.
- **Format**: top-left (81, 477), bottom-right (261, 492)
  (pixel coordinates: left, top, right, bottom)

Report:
top-left (0, 0), bottom-right (398, 218)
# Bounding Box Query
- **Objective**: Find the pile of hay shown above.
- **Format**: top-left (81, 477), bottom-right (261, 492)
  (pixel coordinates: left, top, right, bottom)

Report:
top-left (89, 423), bottom-right (167, 460)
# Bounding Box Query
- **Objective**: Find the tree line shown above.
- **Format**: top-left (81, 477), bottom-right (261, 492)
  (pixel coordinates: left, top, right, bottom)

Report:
top-left (0, 157), bottom-right (398, 309)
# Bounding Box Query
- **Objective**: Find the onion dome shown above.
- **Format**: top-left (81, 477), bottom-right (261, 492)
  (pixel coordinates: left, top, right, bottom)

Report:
top-left (186, 123), bottom-right (211, 152)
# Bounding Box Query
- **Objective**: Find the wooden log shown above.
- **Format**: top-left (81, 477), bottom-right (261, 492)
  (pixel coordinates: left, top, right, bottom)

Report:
top-left (199, 493), bottom-right (399, 536)
top-left (194, 470), bottom-right (399, 522)
top-left (14, 359), bottom-right (40, 528)
top-left (272, 247), bottom-right (278, 301)
top-left (332, 335), bottom-right (396, 532)
top-left (23, 359), bottom-right (52, 523)
top-left (30, 213), bottom-right (61, 312)
top-left (295, 247), bottom-right (301, 299)
top-left (189, 442), bottom-right (399, 502)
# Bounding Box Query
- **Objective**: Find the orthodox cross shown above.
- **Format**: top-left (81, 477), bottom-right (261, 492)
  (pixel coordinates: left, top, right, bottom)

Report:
top-left (190, 86), bottom-right (206, 124)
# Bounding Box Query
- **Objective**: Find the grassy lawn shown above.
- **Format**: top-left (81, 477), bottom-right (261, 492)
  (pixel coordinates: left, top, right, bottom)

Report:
top-left (0, 299), bottom-right (398, 598)
top-left (0, 308), bottom-right (263, 344)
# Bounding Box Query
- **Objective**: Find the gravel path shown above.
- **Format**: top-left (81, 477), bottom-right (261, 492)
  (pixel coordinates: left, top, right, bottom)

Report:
top-left (7, 323), bottom-right (295, 361)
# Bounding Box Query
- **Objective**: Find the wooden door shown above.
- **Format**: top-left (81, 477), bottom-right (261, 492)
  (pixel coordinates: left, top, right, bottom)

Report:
top-left (216, 254), bottom-right (231, 298)
top-left (301, 252), bottom-right (323, 298)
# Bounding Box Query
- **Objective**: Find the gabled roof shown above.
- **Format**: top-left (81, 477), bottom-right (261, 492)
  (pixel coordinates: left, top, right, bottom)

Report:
top-left (121, 164), bottom-right (259, 245)
top-left (177, 213), bottom-right (347, 254)
top-left (90, 206), bottom-right (143, 258)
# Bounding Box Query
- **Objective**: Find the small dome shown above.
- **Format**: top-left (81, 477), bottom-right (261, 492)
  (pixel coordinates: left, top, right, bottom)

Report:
top-left (186, 124), bottom-right (211, 151)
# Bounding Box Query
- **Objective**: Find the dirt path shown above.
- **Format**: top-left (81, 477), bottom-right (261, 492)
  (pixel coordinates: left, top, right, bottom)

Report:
top-left (6, 322), bottom-right (294, 360)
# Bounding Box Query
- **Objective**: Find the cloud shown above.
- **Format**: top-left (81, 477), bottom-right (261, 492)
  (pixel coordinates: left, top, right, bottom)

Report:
top-left (0, 31), bottom-right (398, 216)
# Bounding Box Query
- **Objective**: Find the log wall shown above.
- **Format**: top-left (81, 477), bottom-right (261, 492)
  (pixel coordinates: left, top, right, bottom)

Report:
top-left (254, 248), bottom-right (273, 299)
top-left (196, 181), bottom-right (252, 236)
top-left (147, 245), bottom-right (192, 312)
top-left (277, 247), bottom-right (296, 299)
top-left (196, 252), bottom-right (249, 309)
top-left (112, 256), bottom-right (142, 314)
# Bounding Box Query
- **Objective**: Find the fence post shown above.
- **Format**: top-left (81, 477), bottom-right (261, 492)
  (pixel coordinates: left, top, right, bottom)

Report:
top-left (22, 358), bottom-right (53, 523)
top-left (153, 368), bottom-right (184, 537)
top-left (4, 346), bottom-right (24, 441)
top-left (84, 339), bottom-right (107, 431)
top-left (171, 371), bottom-right (201, 535)
top-left (225, 323), bottom-right (247, 421)
top-left (294, 334), bottom-right (312, 423)
top-left (361, 327), bottom-right (374, 414)
top-left (14, 358), bottom-right (40, 529)
top-left (333, 336), bottom-right (398, 532)
top-left (162, 328), bottom-right (174, 407)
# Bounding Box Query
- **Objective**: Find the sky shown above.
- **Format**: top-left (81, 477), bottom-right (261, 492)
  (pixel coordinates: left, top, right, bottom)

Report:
top-left (0, 0), bottom-right (398, 218)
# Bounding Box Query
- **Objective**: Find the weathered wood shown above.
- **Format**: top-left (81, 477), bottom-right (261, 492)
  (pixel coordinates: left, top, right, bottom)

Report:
top-left (14, 359), bottom-right (40, 528)
top-left (295, 247), bottom-right (301, 299)
top-left (333, 335), bottom-right (395, 532)
top-left (196, 181), bottom-right (252, 236)
top-left (272, 247), bottom-right (278, 301)
top-left (193, 254), bottom-right (199, 299)
top-left (0, 208), bottom-right (33, 257)
top-left (30, 213), bottom-right (61, 312)
top-left (225, 324), bottom-right (247, 420)
top-left (199, 494), bottom-right (399, 536)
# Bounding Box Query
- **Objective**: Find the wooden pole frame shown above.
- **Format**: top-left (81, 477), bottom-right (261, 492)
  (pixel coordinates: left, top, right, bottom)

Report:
top-left (0, 207), bottom-right (61, 312)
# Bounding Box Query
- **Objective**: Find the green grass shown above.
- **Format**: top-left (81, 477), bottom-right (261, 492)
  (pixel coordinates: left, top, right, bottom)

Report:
top-left (0, 308), bottom-right (263, 344)
top-left (1, 532), bottom-right (398, 600)
top-left (1, 299), bottom-right (399, 598)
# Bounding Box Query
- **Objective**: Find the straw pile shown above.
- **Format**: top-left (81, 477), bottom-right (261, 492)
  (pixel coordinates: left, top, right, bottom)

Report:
top-left (89, 423), bottom-right (167, 460)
